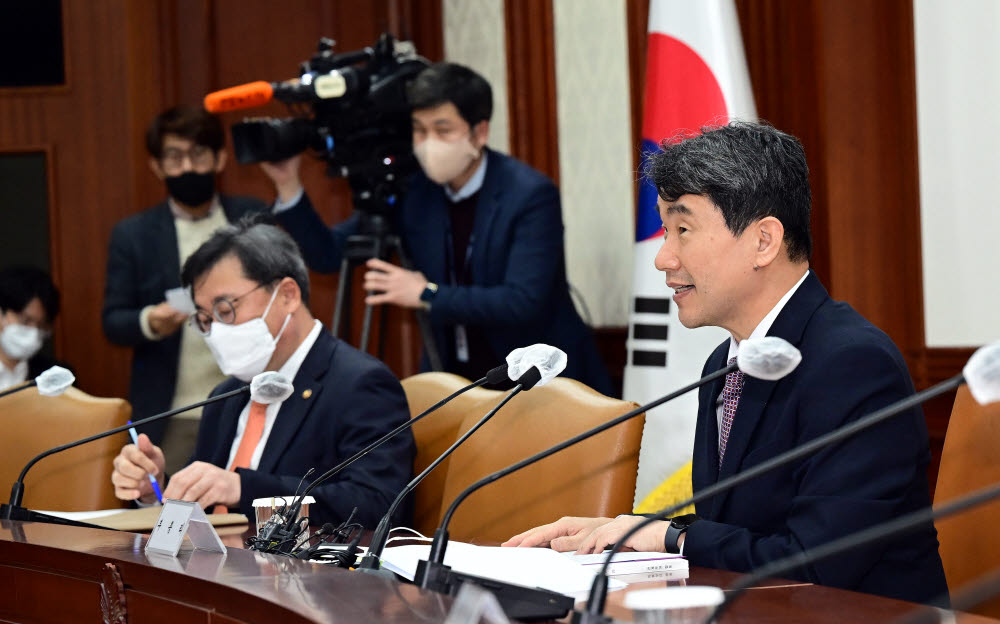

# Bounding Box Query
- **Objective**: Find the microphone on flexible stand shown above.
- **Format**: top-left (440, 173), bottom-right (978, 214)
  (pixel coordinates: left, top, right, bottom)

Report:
top-left (248, 362), bottom-right (511, 553)
top-left (350, 345), bottom-right (569, 570)
top-left (709, 340), bottom-right (1000, 622)
top-left (574, 340), bottom-right (1000, 624)
top-left (1, 371), bottom-right (293, 524)
top-left (0, 365), bottom-right (75, 400)
top-left (412, 336), bottom-right (802, 622)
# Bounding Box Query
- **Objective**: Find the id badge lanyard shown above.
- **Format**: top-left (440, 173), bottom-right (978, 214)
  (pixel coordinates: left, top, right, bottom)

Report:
top-left (445, 226), bottom-right (475, 363)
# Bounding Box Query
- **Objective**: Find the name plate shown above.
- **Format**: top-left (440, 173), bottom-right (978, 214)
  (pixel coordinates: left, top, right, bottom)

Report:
top-left (145, 499), bottom-right (226, 557)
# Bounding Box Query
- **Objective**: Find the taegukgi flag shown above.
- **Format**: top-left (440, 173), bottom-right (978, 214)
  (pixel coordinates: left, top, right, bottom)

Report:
top-left (627, 0), bottom-right (757, 509)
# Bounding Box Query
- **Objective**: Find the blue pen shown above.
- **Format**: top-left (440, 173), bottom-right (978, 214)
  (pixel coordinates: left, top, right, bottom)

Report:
top-left (126, 421), bottom-right (164, 503)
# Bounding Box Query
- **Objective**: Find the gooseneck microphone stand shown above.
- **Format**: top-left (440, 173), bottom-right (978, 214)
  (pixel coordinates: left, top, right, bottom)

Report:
top-left (2, 385), bottom-right (250, 523)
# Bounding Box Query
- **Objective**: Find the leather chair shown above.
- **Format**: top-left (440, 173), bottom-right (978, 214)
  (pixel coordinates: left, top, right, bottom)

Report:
top-left (0, 385), bottom-right (131, 511)
top-left (934, 385), bottom-right (1000, 618)
top-left (440, 378), bottom-right (643, 543)
top-left (402, 373), bottom-right (501, 535)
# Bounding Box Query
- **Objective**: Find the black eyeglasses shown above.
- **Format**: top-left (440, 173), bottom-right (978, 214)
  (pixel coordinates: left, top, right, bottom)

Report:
top-left (190, 282), bottom-right (273, 335)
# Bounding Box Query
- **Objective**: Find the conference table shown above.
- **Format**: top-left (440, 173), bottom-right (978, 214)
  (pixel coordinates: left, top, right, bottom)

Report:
top-left (1, 519), bottom-right (995, 623)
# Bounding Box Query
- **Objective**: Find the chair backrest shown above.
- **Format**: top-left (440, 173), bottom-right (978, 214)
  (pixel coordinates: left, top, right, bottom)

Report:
top-left (441, 378), bottom-right (644, 543)
top-left (0, 385), bottom-right (131, 511)
top-left (402, 373), bottom-right (502, 535)
top-left (934, 385), bottom-right (1000, 618)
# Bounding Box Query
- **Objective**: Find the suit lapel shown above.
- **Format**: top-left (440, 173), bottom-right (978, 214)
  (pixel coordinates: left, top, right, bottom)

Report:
top-left (700, 347), bottom-right (728, 483)
top-left (470, 150), bottom-right (502, 281)
top-left (415, 185), bottom-right (449, 284)
top-left (256, 331), bottom-right (335, 473)
top-left (211, 392), bottom-right (245, 467)
top-left (152, 203), bottom-right (182, 288)
top-left (709, 271), bottom-right (828, 518)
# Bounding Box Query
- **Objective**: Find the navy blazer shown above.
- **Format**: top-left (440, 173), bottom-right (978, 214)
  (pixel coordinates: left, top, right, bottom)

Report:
top-left (276, 149), bottom-right (612, 394)
top-left (684, 272), bottom-right (948, 605)
top-left (189, 329), bottom-right (415, 528)
top-left (102, 196), bottom-right (267, 442)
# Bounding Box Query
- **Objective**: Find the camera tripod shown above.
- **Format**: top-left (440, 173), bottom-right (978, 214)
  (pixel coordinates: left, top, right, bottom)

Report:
top-left (331, 209), bottom-right (443, 371)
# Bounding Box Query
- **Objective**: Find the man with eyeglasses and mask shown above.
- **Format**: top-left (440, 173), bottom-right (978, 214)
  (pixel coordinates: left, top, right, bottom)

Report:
top-left (262, 62), bottom-right (613, 395)
top-left (103, 106), bottom-right (268, 473)
top-left (0, 266), bottom-right (68, 392)
top-left (109, 221), bottom-right (414, 527)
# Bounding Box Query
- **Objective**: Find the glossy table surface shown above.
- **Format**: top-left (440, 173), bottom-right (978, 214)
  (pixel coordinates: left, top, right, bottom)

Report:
top-left (1, 519), bottom-right (996, 623)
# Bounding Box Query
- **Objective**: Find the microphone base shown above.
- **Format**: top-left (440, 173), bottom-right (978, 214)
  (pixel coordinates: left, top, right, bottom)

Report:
top-left (569, 609), bottom-right (614, 624)
top-left (443, 569), bottom-right (574, 622)
top-left (355, 565), bottom-right (398, 581)
top-left (0, 504), bottom-right (119, 531)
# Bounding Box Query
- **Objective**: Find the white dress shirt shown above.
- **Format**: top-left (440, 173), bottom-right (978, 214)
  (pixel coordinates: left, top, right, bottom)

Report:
top-left (715, 270), bottom-right (810, 436)
top-left (224, 319), bottom-right (323, 470)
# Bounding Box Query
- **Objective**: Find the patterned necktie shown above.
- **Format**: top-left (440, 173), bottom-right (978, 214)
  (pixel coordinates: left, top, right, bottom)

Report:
top-left (718, 357), bottom-right (746, 468)
top-left (214, 400), bottom-right (268, 514)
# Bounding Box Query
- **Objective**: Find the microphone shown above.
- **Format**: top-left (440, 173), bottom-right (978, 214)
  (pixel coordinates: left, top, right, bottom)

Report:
top-left (1, 371), bottom-right (291, 521)
top-left (352, 346), bottom-right (569, 569)
top-left (203, 71), bottom-right (357, 114)
top-left (574, 340), bottom-right (1000, 624)
top-left (709, 342), bottom-right (1000, 621)
top-left (411, 336), bottom-right (801, 621)
top-left (0, 365), bottom-right (75, 399)
top-left (247, 362), bottom-right (511, 553)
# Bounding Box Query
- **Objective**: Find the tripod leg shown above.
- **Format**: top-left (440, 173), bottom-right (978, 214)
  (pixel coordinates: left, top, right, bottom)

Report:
top-left (332, 255), bottom-right (353, 338)
top-left (392, 239), bottom-right (444, 371)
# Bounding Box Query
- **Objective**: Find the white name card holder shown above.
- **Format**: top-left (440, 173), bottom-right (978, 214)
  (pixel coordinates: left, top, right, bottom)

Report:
top-left (145, 499), bottom-right (227, 557)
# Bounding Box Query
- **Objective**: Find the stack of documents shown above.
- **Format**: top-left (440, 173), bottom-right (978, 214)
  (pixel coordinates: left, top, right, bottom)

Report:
top-left (380, 541), bottom-right (628, 598)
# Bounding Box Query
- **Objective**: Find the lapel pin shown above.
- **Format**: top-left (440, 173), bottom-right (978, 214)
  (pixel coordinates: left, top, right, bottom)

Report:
top-left (302, 389), bottom-right (313, 399)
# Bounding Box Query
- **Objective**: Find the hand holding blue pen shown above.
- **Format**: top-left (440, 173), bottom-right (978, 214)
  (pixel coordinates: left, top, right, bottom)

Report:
top-left (126, 421), bottom-right (164, 503)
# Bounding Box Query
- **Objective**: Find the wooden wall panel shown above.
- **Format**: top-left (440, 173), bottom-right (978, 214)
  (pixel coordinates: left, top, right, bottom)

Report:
top-left (504, 0), bottom-right (560, 183)
top-left (0, 1), bottom-right (441, 402)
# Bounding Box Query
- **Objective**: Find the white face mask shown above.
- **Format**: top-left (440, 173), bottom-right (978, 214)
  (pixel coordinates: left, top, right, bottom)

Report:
top-left (0, 322), bottom-right (44, 362)
top-left (413, 135), bottom-right (480, 185)
top-left (202, 287), bottom-right (291, 382)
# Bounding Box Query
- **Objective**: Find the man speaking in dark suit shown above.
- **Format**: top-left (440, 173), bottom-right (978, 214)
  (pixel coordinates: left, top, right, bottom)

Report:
top-left (110, 221), bottom-right (413, 527)
top-left (102, 106), bottom-right (267, 471)
top-left (261, 63), bottom-right (612, 395)
top-left (504, 122), bottom-right (949, 605)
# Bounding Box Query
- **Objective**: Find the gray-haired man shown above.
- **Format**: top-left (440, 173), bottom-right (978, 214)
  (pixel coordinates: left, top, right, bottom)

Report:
top-left (111, 221), bottom-right (414, 527)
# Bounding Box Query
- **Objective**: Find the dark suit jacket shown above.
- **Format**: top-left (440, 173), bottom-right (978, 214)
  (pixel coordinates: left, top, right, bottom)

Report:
top-left (685, 271), bottom-right (948, 605)
top-left (102, 196), bottom-right (268, 442)
top-left (189, 329), bottom-right (415, 528)
top-left (275, 149), bottom-right (613, 394)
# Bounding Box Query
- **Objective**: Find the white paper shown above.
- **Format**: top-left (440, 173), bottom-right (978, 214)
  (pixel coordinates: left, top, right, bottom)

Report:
top-left (380, 541), bottom-right (626, 598)
top-left (165, 287), bottom-right (196, 315)
top-left (36, 508), bottom-right (124, 521)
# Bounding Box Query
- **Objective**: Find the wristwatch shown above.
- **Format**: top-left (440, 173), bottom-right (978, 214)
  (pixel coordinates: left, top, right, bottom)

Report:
top-left (419, 282), bottom-right (439, 308)
top-left (664, 513), bottom-right (700, 554)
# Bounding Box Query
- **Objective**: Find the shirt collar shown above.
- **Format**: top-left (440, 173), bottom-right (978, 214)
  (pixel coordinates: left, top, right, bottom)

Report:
top-left (727, 269), bottom-right (810, 361)
top-left (168, 195), bottom-right (223, 222)
top-left (276, 319), bottom-right (323, 384)
top-left (443, 151), bottom-right (488, 203)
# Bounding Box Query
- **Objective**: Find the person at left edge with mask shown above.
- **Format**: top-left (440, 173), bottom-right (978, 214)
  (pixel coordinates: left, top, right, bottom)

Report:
top-left (0, 266), bottom-right (70, 392)
top-left (109, 221), bottom-right (414, 527)
top-left (102, 106), bottom-right (268, 474)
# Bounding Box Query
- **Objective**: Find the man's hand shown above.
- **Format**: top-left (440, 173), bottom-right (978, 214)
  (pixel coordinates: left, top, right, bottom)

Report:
top-left (502, 517), bottom-right (614, 551)
top-left (259, 156), bottom-right (303, 203)
top-left (148, 302), bottom-right (188, 337)
top-left (363, 258), bottom-right (428, 309)
top-left (502, 516), bottom-right (671, 554)
top-left (163, 461), bottom-right (241, 508)
top-left (111, 433), bottom-right (165, 503)
top-left (567, 516), bottom-right (670, 555)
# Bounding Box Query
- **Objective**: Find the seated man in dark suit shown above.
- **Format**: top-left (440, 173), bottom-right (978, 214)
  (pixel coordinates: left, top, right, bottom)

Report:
top-left (102, 106), bottom-right (268, 472)
top-left (261, 62), bottom-right (612, 395)
top-left (110, 221), bottom-right (414, 527)
top-left (0, 266), bottom-right (69, 391)
top-left (504, 122), bottom-right (949, 605)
